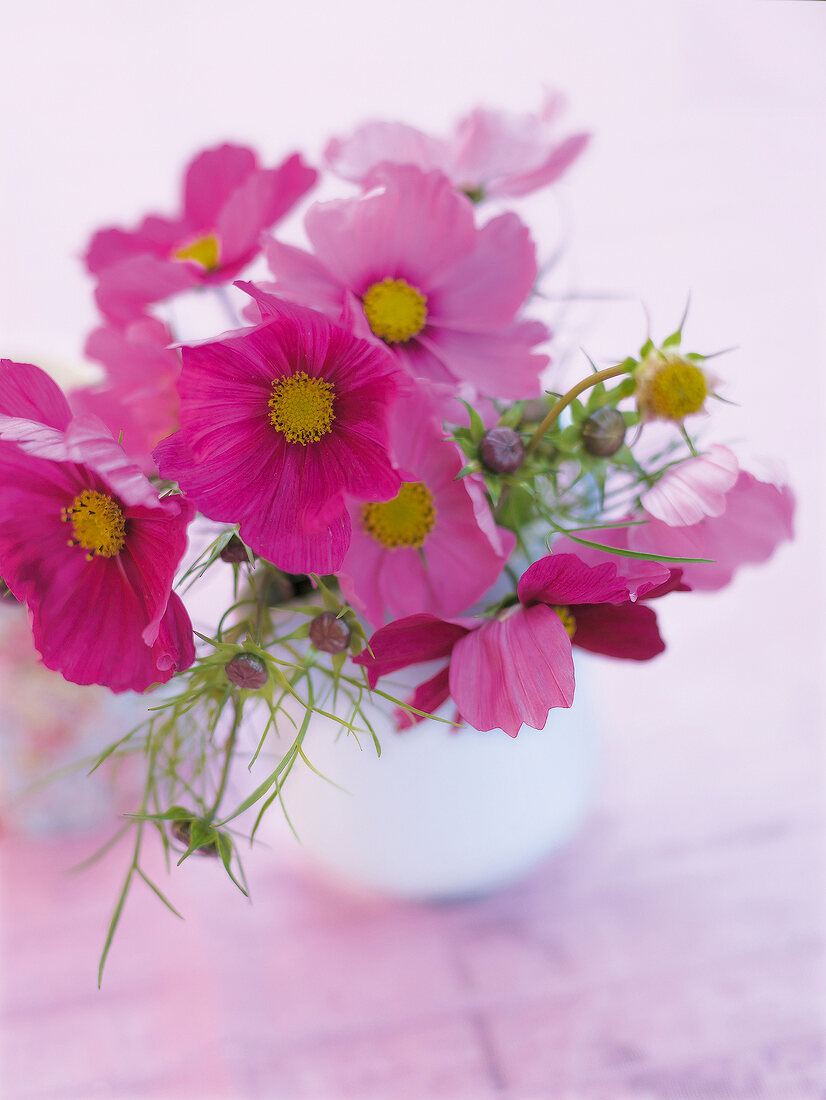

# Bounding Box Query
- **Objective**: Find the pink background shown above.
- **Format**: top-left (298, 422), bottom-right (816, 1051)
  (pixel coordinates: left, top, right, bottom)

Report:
top-left (1, 1), bottom-right (825, 1096)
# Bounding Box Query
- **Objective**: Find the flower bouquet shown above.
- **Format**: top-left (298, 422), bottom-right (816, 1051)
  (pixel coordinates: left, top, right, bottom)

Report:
top-left (0, 97), bottom-right (794, 980)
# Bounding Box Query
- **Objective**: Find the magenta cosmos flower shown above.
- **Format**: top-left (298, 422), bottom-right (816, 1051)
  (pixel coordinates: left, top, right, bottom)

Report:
top-left (86, 143), bottom-right (317, 321)
top-left (338, 385), bottom-right (514, 626)
top-left (356, 553), bottom-right (664, 737)
top-left (325, 93), bottom-right (589, 200)
top-left (154, 296), bottom-right (402, 575)
top-left (0, 361), bottom-right (195, 693)
top-left (260, 163), bottom-right (548, 400)
top-left (70, 317), bottom-right (181, 474)
top-left (630, 469), bottom-right (795, 591)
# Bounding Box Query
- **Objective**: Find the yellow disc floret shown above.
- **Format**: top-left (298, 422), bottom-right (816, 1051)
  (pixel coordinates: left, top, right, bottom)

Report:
top-left (638, 353), bottom-right (708, 422)
top-left (362, 278), bottom-right (428, 343)
top-left (173, 233), bottom-right (221, 271)
top-left (268, 371), bottom-right (336, 445)
top-left (62, 489), bottom-right (126, 560)
top-left (551, 604), bottom-right (577, 640)
top-left (362, 482), bottom-right (436, 549)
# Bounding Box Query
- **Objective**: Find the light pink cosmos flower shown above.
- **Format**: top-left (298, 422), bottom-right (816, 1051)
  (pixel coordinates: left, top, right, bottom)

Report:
top-left (325, 93), bottom-right (589, 200)
top-left (338, 385), bottom-right (515, 626)
top-left (154, 297), bottom-right (402, 575)
top-left (629, 470), bottom-right (795, 591)
top-left (259, 163), bottom-right (549, 401)
top-left (0, 361), bottom-right (195, 693)
top-left (70, 317), bottom-right (181, 473)
top-left (640, 444), bottom-right (739, 526)
top-left (86, 144), bottom-right (317, 322)
top-left (356, 553), bottom-right (664, 737)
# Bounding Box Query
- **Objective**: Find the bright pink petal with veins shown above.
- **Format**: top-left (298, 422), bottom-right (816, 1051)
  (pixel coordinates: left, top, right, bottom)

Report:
top-left (550, 526), bottom-right (672, 600)
top-left (518, 552), bottom-right (630, 608)
top-left (449, 605), bottom-right (574, 736)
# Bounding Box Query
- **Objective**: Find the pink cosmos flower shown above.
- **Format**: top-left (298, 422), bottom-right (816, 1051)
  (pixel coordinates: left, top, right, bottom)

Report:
top-left (325, 93), bottom-right (589, 200)
top-left (70, 317), bottom-right (181, 473)
top-left (86, 144), bottom-right (317, 322)
top-left (154, 297), bottom-right (402, 575)
top-left (356, 553), bottom-right (663, 737)
top-left (0, 360), bottom-right (195, 693)
top-left (337, 385), bottom-right (515, 626)
top-left (259, 163), bottom-right (549, 400)
top-left (640, 444), bottom-right (739, 526)
top-left (629, 470), bottom-right (795, 591)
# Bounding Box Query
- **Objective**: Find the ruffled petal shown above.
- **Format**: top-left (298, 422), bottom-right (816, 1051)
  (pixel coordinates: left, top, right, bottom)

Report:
top-left (305, 164), bottom-right (475, 292)
top-left (419, 321), bottom-right (548, 399)
top-left (571, 602), bottom-right (665, 661)
top-left (183, 143), bottom-right (258, 227)
top-left (325, 121), bottom-right (449, 183)
top-left (395, 666), bottom-right (451, 729)
top-left (0, 360), bottom-right (72, 429)
top-left (518, 552), bottom-right (630, 608)
top-left (449, 605), bottom-right (574, 736)
top-left (427, 213), bottom-right (538, 329)
top-left (217, 154), bottom-right (317, 264)
top-left (641, 445), bottom-right (739, 526)
top-left (353, 613), bottom-right (472, 687)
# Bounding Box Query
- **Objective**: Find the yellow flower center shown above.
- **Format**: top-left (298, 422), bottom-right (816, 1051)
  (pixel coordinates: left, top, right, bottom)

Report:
top-left (551, 605), bottom-right (577, 640)
top-left (362, 278), bottom-right (428, 343)
top-left (646, 358), bottom-right (708, 421)
top-left (173, 233), bottom-right (221, 270)
top-left (61, 489), bottom-right (126, 560)
top-left (362, 482), bottom-right (436, 549)
top-left (268, 371), bottom-right (336, 445)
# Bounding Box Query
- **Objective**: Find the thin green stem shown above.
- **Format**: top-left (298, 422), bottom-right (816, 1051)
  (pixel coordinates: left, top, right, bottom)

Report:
top-left (207, 697), bottom-right (244, 822)
top-left (525, 362), bottom-right (632, 457)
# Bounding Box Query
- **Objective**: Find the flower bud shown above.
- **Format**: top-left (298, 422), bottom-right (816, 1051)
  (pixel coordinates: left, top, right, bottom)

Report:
top-left (224, 652), bottom-right (268, 690)
top-left (170, 819), bottom-right (218, 857)
top-left (309, 611), bottom-right (351, 654)
top-left (480, 426), bottom-right (526, 474)
top-left (220, 535), bottom-right (251, 564)
top-left (581, 407), bottom-right (626, 457)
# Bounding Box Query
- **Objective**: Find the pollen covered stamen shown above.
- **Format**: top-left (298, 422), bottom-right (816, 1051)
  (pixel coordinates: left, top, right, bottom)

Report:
top-left (645, 358), bottom-right (708, 421)
top-left (268, 371), bottom-right (336, 445)
top-left (173, 233), bottom-right (220, 270)
top-left (362, 278), bottom-right (428, 343)
top-left (61, 489), bottom-right (126, 560)
top-left (362, 482), bottom-right (436, 549)
top-left (551, 604), bottom-right (577, 640)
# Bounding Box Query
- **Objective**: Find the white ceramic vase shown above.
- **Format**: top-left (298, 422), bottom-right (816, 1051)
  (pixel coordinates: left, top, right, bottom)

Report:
top-left (272, 655), bottom-right (599, 899)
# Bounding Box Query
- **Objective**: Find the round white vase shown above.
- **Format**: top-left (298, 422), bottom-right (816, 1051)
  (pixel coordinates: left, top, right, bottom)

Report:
top-left (271, 655), bottom-right (599, 899)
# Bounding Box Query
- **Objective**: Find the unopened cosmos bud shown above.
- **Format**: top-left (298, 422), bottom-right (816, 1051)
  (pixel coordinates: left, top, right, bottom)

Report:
top-left (479, 426), bottom-right (526, 474)
top-left (581, 407), bottom-right (626, 457)
top-left (309, 611), bottom-right (351, 654)
top-left (220, 536), bottom-right (252, 564)
top-left (224, 653), bottom-right (269, 690)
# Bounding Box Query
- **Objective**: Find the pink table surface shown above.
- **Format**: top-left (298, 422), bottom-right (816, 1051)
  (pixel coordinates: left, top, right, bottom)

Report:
top-left (2, 611), bottom-right (824, 1100)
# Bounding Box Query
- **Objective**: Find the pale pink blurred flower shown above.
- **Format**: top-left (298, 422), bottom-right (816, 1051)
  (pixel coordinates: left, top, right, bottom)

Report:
top-left (641, 444), bottom-right (739, 526)
top-left (325, 93), bottom-right (589, 200)
top-left (630, 471), bottom-right (795, 591)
